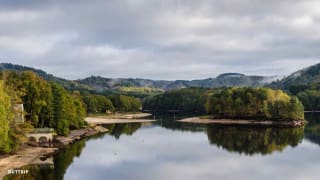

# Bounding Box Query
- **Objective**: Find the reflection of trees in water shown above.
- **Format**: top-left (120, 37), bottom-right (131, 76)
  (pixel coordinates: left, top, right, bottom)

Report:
top-left (104, 123), bottom-right (142, 139)
top-left (304, 113), bottom-right (320, 146)
top-left (206, 125), bottom-right (304, 155)
top-left (157, 120), bottom-right (207, 133)
top-left (154, 115), bottom-right (208, 132)
top-left (3, 134), bottom-right (102, 180)
top-left (4, 164), bottom-right (55, 180)
top-left (53, 139), bottom-right (87, 180)
top-left (3, 123), bottom-right (143, 180)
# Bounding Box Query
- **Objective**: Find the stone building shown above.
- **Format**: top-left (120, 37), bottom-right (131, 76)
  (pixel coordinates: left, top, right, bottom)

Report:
top-left (13, 104), bottom-right (24, 123)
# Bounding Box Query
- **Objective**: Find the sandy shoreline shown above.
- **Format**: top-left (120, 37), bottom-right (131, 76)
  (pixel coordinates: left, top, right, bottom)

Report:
top-left (85, 117), bottom-right (156, 125)
top-left (85, 113), bottom-right (155, 125)
top-left (178, 117), bottom-right (307, 127)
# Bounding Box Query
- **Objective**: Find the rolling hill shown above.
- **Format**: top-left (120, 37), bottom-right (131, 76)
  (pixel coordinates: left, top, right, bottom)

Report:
top-left (269, 63), bottom-right (320, 90)
top-left (0, 63), bottom-right (279, 96)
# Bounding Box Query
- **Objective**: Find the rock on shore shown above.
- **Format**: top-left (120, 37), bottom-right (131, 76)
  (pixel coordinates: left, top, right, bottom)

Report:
top-left (54, 126), bottom-right (108, 146)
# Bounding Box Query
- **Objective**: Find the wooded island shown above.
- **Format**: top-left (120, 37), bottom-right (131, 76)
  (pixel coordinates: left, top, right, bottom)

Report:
top-left (143, 87), bottom-right (305, 121)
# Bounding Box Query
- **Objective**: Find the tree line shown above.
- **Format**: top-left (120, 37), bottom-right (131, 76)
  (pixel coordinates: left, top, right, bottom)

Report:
top-left (0, 71), bottom-right (87, 137)
top-left (206, 87), bottom-right (304, 121)
top-left (143, 88), bottom-right (209, 113)
top-left (288, 84), bottom-right (320, 111)
top-left (82, 94), bottom-right (141, 113)
top-left (0, 71), bottom-right (141, 153)
top-left (143, 87), bottom-right (305, 121)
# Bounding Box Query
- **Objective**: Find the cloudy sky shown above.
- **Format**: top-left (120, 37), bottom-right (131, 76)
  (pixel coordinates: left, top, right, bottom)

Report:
top-left (0, 0), bottom-right (319, 80)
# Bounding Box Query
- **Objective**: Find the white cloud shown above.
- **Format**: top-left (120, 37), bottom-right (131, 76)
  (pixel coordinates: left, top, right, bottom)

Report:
top-left (0, 0), bottom-right (320, 79)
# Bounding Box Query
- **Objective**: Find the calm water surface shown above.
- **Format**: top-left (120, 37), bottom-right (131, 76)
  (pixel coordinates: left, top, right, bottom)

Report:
top-left (5, 113), bottom-right (320, 180)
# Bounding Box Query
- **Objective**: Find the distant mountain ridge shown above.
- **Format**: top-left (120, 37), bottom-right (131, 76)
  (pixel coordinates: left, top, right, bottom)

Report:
top-left (0, 63), bottom-right (279, 94)
top-left (270, 63), bottom-right (320, 90)
top-left (76, 72), bottom-right (279, 91)
top-left (0, 63), bottom-right (71, 85)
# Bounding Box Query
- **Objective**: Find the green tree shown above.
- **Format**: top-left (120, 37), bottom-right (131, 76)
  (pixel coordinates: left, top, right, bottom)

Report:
top-left (51, 83), bottom-right (70, 135)
top-left (110, 94), bottom-right (141, 112)
top-left (51, 83), bottom-right (86, 135)
top-left (0, 81), bottom-right (12, 153)
top-left (297, 90), bottom-right (320, 111)
top-left (82, 94), bottom-right (115, 113)
top-left (3, 71), bottom-right (53, 127)
top-left (0, 80), bottom-right (33, 153)
top-left (145, 87), bottom-right (304, 121)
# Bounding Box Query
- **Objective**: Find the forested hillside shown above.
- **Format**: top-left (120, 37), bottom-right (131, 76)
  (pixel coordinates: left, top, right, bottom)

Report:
top-left (270, 63), bottom-right (320, 111)
top-left (78, 73), bottom-right (278, 91)
top-left (1, 63), bottom-right (277, 96)
top-left (270, 63), bottom-right (320, 90)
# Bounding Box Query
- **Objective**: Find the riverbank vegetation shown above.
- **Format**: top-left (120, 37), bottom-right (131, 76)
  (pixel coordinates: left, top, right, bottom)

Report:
top-left (0, 81), bottom-right (15, 153)
top-left (206, 88), bottom-right (304, 121)
top-left (0, 80), bottom-right (33, 153)
top-left (1, 71), bottom-right (87, 135)
top-left (143, 87), bottom-right (305, 121)
top-left (82, 94), bottom-right (141, 114)
top-left (109, 94), bottom-right (141, 112)
top-left (0, 71), bottom-right (142, 153)
top-left (82, 94), bottom-right (115, 114)
top-left (288, 84), bottom-right (320, 111)
top-left (143, 88), bottom-right (209, 113)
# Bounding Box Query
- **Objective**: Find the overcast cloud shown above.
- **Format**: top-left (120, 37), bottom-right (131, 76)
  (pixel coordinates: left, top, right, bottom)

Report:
top-left (0, 0), bottom-right (319, 80)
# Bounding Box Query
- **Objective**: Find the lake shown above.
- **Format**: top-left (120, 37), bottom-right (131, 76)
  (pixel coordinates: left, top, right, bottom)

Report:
top-left (4, 113), bottom-right (320, 180)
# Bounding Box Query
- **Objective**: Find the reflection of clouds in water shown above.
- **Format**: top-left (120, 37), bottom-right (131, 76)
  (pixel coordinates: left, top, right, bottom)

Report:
top-left (64, 126), bottom-right (320, 180)
top-left (298, 139), bottom-right (319, 150)
top-left (69, 127), bottom-right (207, 168)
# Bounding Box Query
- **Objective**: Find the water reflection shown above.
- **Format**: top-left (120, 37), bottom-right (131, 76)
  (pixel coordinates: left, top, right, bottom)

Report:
top-left (4, 113), bottom-right (320, 180)
top-left (103, 123), bottom-right (143, 139)
top-left (53, 139), bottom-right (87, 180)
top-left (3, 164), bottom-right (55, 180)
top-left (304, 113), bottom-right (320, 146)
top-left (4, 135), bottom-right (96, 180)
top-left (157, 115), bottom-right (305, 155)
top-left (155, 115), bottom-right (208, 132)
top-left (206, 125), bottom-right (304, 155)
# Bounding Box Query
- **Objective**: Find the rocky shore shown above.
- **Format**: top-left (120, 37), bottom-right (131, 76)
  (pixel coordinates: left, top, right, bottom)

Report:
top-left (54, 126), bottom-right (108, 146)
